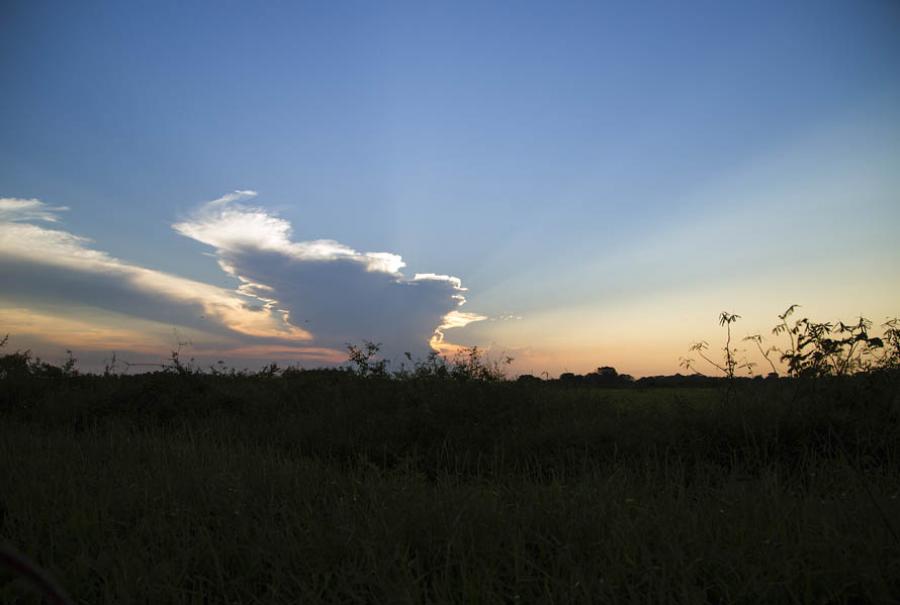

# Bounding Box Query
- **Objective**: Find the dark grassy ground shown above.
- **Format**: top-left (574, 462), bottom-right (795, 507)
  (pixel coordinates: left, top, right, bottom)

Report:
top-left (2, 370), bottom-right (899, 603)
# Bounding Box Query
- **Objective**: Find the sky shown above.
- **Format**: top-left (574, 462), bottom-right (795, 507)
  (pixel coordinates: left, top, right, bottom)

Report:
top-left (1, 1), bottom-right (899, 377)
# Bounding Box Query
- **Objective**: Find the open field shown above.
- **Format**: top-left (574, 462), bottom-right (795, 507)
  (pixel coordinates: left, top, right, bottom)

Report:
top-left (2, 371), bottom-right (900, 604)
top-left (4, 1), bottom-right (900, 602)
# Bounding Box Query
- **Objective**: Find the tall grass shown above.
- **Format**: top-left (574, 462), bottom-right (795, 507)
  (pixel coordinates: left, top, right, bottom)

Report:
top-left (2, 360), bottom-right (899, 603)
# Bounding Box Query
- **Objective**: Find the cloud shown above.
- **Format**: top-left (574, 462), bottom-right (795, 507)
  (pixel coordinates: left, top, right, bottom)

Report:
top-left (208, 190), bottom-right (259, 205)
top-left (174, 194), bottom-right (485, 355)
top-left (1, 193), bottom-right (486, 363)
top-left (0, 198), bottom-right (311, 351)
top-left (0, 197), bottom-right (69, 222)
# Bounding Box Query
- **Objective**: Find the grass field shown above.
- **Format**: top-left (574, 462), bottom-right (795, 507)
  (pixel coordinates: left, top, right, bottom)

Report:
top-left (2, 369), bottom-right (899, 604)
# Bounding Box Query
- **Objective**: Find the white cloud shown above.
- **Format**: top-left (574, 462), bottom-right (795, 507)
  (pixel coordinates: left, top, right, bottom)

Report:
top-left (173, 200), bottom-right (408, 273)
top-left (0, 197), bottom-right (69, 222)
top-left (208, 190), bottom-right (259, 205)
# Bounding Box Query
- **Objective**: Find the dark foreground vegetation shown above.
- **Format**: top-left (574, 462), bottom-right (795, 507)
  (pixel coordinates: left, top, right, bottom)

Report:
top-left (1, 310), bottom-right (900, 604)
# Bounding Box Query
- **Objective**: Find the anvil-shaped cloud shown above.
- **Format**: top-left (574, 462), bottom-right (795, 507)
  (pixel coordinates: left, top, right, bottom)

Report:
top-left (0, 193), bottom-right (484, 362)
top-left (173, 191), bottom-right (484, 355)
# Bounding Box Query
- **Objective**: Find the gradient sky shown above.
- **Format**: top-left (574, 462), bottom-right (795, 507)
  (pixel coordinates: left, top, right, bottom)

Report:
top-left (2, 1), bottom-right (899, 376)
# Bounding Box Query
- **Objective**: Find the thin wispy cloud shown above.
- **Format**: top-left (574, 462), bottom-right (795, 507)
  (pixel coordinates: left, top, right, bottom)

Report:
top-left (0, 197), bottom-right (69, 223)
top-left (208, 190), bottom-right (259, 206)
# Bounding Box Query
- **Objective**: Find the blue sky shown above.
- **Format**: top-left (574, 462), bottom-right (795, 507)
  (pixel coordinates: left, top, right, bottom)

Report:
top-left (2, 1), bottom-right (899, 375)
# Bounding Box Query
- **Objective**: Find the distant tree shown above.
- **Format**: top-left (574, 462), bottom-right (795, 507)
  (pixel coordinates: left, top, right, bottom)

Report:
top-left (516, 374), bottom-right (541, 384)
top-left (583, 366), bottom-right (634, 387)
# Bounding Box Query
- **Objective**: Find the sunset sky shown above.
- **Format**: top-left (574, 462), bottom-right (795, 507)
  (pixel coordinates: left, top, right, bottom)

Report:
top-left (2, 1), bottom-right (899, 376)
